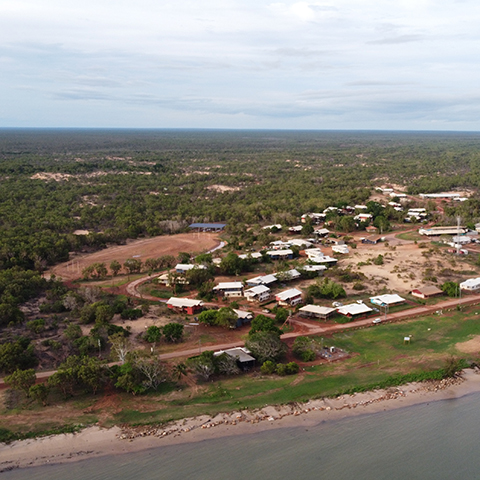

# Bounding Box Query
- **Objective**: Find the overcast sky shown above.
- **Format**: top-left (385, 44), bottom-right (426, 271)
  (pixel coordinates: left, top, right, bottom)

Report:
top-left (1, 1), bottom-right (479, 130)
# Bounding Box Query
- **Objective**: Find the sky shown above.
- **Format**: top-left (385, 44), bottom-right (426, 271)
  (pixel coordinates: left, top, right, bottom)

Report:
top-left (1, 0), bottom-right (480, 130)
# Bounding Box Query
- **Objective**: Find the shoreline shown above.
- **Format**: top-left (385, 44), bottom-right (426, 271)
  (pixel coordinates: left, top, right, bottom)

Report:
top-left (2, 368), bottom-right (480, 471)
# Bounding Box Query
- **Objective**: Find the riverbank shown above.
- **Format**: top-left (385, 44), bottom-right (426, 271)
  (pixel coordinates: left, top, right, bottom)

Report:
top-left (1, 368), bottom-right (480, 472)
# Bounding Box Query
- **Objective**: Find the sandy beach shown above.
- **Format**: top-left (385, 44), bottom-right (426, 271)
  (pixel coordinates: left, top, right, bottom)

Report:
top-left (1, 368), bottom-right (480, 472)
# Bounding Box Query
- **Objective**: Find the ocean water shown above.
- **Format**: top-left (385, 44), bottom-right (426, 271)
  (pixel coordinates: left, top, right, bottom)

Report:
top-left (4, 393), bottom-right (480, 480)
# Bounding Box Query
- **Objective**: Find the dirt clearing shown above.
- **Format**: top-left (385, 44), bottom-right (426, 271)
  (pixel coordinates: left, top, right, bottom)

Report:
top-left (49, 232), bottom-right (220, 281)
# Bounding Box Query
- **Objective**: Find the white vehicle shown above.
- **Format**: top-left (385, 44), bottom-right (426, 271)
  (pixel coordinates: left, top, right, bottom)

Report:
top-left (373, 318), bottom-right (382, 324)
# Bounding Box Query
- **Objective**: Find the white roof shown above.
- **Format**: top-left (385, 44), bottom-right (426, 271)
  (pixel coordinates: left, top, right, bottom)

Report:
top-left (247, 274), bottom-right (277, 286)
top-left (310, 255), bottom-right (337, 264)
top-left (233, 309), bottom-right (253, 320)
top-left (370, 294), bottom-right (405, 306)
top-left (289, 239), bottom-right (313, 247)
top-left (175, 263), bottom-right (206, 271)
top-left (213, 282), bottom-right (244, 290)
top-left (276, 288), bottom-right (302, 301)
top-left (280, 269), bottom-right (301, 280)
top-left (305, 248), bottom-right (324, 257)
top-left (460, 278), bottom-right (480, 290)
top-left (238, 252), bottom-right (263, 259)
top-left (299, 305), bottom-right (335, 315)
top-left (337, 303), bottom-right (373, 316)
top-left (302, 265), bottom-right (327, 272)
top-left (167, 297), bottom-right (203, 308)
top-left (245, 285), bottom-right (271, 295)
top-left (314, 228), bottom-right (330, 235)
top-left (266, 249), bottom-right (294, 255)
top-left (263, 224), bottom-right (282, 230)
top-left (289, 225), bottom-right (303, 232)
top-left (354, 205), bottom-right (368, 210)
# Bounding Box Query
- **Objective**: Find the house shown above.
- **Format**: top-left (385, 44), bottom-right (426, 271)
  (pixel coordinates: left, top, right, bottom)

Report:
top-left (157, 273), bottom-right (190, 286)
top-left (214, 347), bottom-right (256, 371)
top-left (277, 268), bottom-right (301, 282)
top-left (167, 298), bottom-right (204, 315)
top-left (304, 248), bottom-right (325, 260)
top-left (365, 226), bottom-right (378, 234)
top-left (302, 264), bottom-right (327, 275)
top-left (213, 282), bottom-right (244, 297)
top-left (233, 309), bottom-right (254, 327)
top-left (460, 278), bottom-right (480, 293)
top-left (266, 249), bottom-right (294, 260)
top-left (354, 213), bottom-right (373, 222)
top-left (361, 235), bottom-right (383, 245)
top-left (246, 274), bottom-right (277, 287)
top-left (276, 288), bottom-right (303, 306)
top-left (313, 227), bottom-right (330, 237)
top-left (269, 240), bottom-right (291, 250)
top-left (309, 255), bottom-right (338, 266)
top-left (354, 205), bottom-right (368, 211)
top-left (288, 225), bottom-right (303, 234)
top-left (175, 264), bottom-right (207, 274)
top-left (337, 303), bottom-right (373, 318)
top-left (301, 213), bottom-right (326, 224)
top-left (332, 244), bottom-right (349, 254)
top-left (244, 285), bottom-right (271, 302)
top-left (419, 226), bottom-right (467, 236)
top-left (370, 294), bottom-right (406, 307)
top-left (299, 305), bottom-right (336, 320)
top-left (289, 238), bottom-right (313, 248)
top-left (238, 252), bottom-right (263, 261)
top-left (410, 286), bottom-right (443, 299)
top-left (188, 223), bottom-right (226, 232)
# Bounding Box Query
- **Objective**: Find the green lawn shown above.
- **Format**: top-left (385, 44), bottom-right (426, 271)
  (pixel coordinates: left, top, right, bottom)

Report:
top-left (4, 308), bottom-right (480, 434)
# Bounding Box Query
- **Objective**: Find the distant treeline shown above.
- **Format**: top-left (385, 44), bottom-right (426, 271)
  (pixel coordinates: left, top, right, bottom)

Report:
top-left (1, 129), bottom-right (480, 270)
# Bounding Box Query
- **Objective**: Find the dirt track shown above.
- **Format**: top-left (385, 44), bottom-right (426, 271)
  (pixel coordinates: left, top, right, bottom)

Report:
top-left (49, 232), bottom-right (220, 281)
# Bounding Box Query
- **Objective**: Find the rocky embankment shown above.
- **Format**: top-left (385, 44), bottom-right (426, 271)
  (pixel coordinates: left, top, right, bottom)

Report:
top-left (118, 376), bottom-right (464, 441)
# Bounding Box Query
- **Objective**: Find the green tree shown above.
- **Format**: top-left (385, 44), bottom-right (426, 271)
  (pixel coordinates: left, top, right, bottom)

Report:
top-left (441, 281), bottom-right (460, 297)
top-left (144, 325), bottom-right (162, 343)
top-left (187, 351), bottom-right (216, 381)
top-left (4, 368), bottom-right (36, 397)
top-left (163, 323), bottom-right (184, 343)
top-left (216, 307), bottom-right (238, 328)
top-left (249, 315), bottom-right (282, 336)
top-left (110, 260), bottom-right (122, 276)
top-left (29, 383), bottom-right (50, 406)
top-left (245, 331), bottom-right (287, 364)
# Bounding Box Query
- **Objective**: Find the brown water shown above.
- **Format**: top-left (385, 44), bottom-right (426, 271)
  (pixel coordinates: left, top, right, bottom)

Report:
top-left (4, 393), bottom-right (480, 479)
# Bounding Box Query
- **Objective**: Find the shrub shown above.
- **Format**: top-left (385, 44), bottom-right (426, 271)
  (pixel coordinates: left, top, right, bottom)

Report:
top-left (301, 350), bottom-right (316, 362)
top-left (260, 360), bottom-right (277, 375)
top-left (144, 326), bottom-right (162, 343)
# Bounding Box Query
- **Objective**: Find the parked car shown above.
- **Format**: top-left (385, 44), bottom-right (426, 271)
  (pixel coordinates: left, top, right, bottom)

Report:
top-left (373, 318), bottom-right (382, 324)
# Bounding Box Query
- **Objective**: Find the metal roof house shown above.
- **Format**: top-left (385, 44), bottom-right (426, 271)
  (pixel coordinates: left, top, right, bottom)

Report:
top-left (167, 298), bottom-right (204, 315)
top-left (244, 285), bottom-right (271, 302)
top-left (337, 303), bottom-right (373, 318)
top-left (214, 347), bottom-right (256, 371)
top-left (246, 274), bottom-right (278, 287)
top-left (266, 249), bottom-right (294, 260)
top-left (275, 288), bottom-right (303, 306)
top-left (299, 304), bottom-right (336, 320)
top-left (232, 309), bottom-right (254, 328)
top-left (460, 278), bottom-right (480, 293)
top-left (410, 286), bottom-right (443, 298)
top-left (175, 264), bottom-right (207, 274)
top-left (370, 294), bottom-right (406, 306)
top-left (213, 282), bottom-right (244, 297)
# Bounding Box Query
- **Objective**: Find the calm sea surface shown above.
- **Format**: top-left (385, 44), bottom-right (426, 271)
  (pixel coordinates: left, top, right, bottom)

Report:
top-left (4, 393), bottom-right (480, 480)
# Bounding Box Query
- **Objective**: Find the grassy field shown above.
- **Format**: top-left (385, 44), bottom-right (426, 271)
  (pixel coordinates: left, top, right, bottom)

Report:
top-left (3, 307), bottom-right (480, 436)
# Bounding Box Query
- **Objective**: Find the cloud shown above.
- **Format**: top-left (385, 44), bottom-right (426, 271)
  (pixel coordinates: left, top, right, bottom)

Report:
top-left (367, 34), bottom-right (426, 45)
